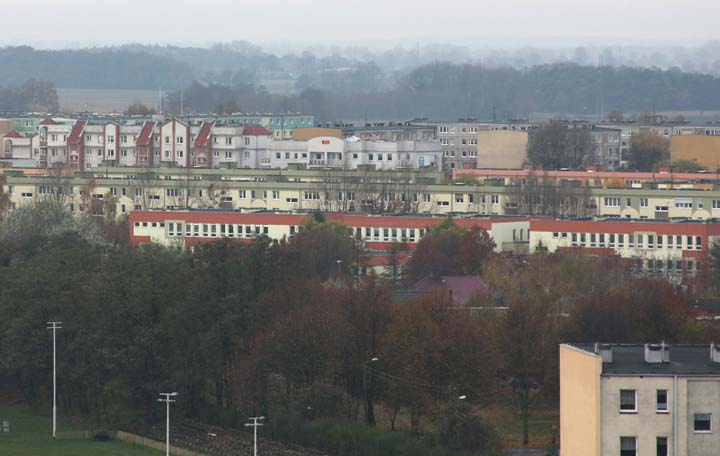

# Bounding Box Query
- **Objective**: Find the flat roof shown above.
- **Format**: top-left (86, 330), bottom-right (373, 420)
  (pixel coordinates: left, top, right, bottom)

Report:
top-left (570, 344), bottom-right (720, 376)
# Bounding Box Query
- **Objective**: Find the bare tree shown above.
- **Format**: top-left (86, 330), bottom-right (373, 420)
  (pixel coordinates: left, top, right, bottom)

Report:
top-left (505, 171), bottom-right (595, 218)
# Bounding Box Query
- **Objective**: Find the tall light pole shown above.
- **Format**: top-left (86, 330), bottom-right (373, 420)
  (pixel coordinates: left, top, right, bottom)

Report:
top-left (158, 392), bottom-right (178, 456)
top-left (46, 321), bottom-right (62, 439)
top-left (336, 259), bottom-right (343, 279)
top-left (244, 416), bottom-right (265, 456)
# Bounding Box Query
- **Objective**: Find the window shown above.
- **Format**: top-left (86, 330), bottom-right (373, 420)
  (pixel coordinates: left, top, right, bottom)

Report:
top-left (225, 151), bottom-right (232, 159)
top-left (656, 390), bottom-right (668, 412)
top-left (491, 195), bottom-right (499, 204)
top-left (640, 197), bottom-right (648, 208)
top-left (620, 437), bottom-right (636, 456)
top-left (694, 413), bottom-right (712, 432)
top-left (120, 135), bottom-right (127, 143)
top-left (604, 197), bottom-right (620, 207)
top-left (713, 200), bottom-right (720, 209)
top-left (176, 136), bottom-right (184, 144)
top-left (164, 136), bottom-right (170, 144)
top-left (620, 390), bottom-right (636, 412)
top-left (422, 193), bottom-right (431, 203)
top-left (272, 191), bottom-right (279, 200)
top-left (674, 198), bottom-right (692, 208)
top-left (244, 137), bottom-right (250, 145)
top-left (656, 437), bottom-right (668, 456)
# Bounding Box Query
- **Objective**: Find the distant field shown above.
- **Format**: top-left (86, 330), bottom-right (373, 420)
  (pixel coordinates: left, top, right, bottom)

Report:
top-left (0, 402), bottom-right (162, 456)
top-left (58, 88), bottom-right (160, 114)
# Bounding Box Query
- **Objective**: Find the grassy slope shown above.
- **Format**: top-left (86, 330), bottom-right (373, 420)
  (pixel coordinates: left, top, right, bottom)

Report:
top-left (0, 403), bottom-right (163, 456)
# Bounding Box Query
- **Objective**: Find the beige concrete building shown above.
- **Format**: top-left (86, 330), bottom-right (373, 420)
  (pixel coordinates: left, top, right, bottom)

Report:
top-left (561, 343), bottom-right (720, 456)
top-left (476, 130), bottom-right (528, 169)
top-left (670, 135), bottom-right (720, 171)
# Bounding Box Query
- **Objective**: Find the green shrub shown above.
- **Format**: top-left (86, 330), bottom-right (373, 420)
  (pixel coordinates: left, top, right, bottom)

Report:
top-left (266, 414), bottom-right (497, 456)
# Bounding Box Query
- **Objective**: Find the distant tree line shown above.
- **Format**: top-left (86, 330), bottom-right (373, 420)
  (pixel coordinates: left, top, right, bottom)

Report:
top-left (0, 46), bottom-right (193, 90)
top-left (162, 62), bottom-right (720, 122)
top-left (0, 79), bottom-right (59, 112)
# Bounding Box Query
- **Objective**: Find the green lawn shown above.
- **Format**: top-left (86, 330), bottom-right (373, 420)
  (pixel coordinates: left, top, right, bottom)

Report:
top-left (0, 403), bottom-right (163, 456)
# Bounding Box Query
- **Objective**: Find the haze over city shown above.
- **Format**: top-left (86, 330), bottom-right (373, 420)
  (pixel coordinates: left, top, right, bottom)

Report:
top-left (4, 0), bottom-right (720, 48)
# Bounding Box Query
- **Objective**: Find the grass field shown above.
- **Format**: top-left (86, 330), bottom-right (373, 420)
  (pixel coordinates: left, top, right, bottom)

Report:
top-left (0, 403), bottom-right (163, 456)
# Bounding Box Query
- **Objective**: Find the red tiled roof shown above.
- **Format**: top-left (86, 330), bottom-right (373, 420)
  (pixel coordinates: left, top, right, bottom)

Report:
top-left (243, 125), bottom-right (272, 136)
top-left (39, 117), bottom-right (58, 125)
top-left (67, 120), bottom-right (87, 145)
top-left (3, 131), bottom-right (22, 138)
top-left (136, 121), bottom-right (156, 146)
top-left (195, 122), bottom-right (213, 147)
top-left (453, 168), bottom-right (720, 184)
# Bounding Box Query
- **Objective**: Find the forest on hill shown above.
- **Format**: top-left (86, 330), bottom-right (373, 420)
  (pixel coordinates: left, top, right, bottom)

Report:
top-left (163, 63), bottom-right (720, 122)
top-left (4, 45), bottom-right (720, 120)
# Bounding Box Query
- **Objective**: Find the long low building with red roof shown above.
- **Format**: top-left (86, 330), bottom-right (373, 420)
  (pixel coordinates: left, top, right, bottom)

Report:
top-left (129, 210), bottom-right (720, 279)
top-left (529, 218), bottom-right (720, 275)
top-left (129, 210), bottom-right (531, 252)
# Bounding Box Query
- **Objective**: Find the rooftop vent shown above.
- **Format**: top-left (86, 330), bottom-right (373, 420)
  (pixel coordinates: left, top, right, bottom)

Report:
top-left (594, 343), bottom-right (613, 363)
top-left (644, 342), bottom-right (670, 364)
top-left (711, 343), bottom-right (720, 363)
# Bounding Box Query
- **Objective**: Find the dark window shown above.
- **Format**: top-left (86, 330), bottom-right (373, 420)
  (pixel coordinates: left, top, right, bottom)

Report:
top-left (620, 390), bottom-right (636, 412)
top-left (620, 436), bottom-right (636, 456)
top-left (694, 413), bottom-right (712, 432)
top-left (656, 437), bottom-right (668, 456)
top-left (656, 390), bottom-right (668, 412)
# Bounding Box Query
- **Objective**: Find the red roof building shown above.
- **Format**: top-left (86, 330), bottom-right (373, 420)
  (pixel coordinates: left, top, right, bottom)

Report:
top-left (242, 125), bottom-right (272, 136)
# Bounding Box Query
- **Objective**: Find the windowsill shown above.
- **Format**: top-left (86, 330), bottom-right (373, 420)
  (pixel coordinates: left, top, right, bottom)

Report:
top-left (694, 430), bottom-right (712, 434)
top-left (656, 410), bottom-right (669, 414)
top-left (619, 410), bottom-right (638, 414)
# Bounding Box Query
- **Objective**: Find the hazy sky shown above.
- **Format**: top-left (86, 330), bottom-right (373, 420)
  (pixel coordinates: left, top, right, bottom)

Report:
top-left (4, 0), bottom-right (719, 49)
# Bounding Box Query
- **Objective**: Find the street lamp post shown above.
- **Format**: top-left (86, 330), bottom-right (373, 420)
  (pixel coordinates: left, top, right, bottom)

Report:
top-left (245, 416), bottom-right (265, 456)
top-left (157, 392), bottom-right (178, 456)
top-left (46, 321), bottom-right (62, 439)
top-left (336, 259), bottom-right (343, 279)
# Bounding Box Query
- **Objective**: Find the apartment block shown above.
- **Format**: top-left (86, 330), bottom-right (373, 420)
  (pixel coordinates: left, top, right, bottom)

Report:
top-left (2, 117), bottom-right (440, 172)
top-left (561, 343), bottom-right (720, 456)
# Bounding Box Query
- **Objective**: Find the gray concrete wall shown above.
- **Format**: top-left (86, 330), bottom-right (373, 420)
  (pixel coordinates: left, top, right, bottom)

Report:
top-left (686, 380), bottom-right (720, 456)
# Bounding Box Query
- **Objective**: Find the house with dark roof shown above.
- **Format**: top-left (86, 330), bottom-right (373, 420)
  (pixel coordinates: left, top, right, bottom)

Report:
top-left (409, 275), bottom-right (491, 305)
top-left (561, 343), bottom-right (720, 456)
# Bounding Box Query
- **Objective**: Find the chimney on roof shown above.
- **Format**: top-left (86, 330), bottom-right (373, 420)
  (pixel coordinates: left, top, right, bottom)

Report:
top-left (711, 343), bottom-right (720, 363)
top-left (594, 343), bottom-right (613, 363)
top-left (644, 342), bottom-right (670, 363)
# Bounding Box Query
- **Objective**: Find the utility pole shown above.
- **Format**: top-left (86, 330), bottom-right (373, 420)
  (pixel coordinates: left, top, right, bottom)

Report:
top-left (245, 416), bottom-right (265, 456)
top-left (46, 321), bottom-right (62, 439)
top-left (158, 392), bottom-right (178, 456)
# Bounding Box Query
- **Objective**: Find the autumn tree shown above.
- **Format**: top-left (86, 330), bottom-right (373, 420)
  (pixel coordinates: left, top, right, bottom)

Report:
top-left (493, 285), bottom-right (558, 446)
top-left (405, 218), bottom-right (495, 283)
top-left (627, 131), bottom-right (668, 171)
top-left (379, 289), bottom-right (493, 432)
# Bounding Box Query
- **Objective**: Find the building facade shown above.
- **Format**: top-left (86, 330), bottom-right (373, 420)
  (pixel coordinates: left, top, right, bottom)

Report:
top-left (561, 343), bottom-right (720, 456)
top-left (6, 166), bottom-right (720, 221)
